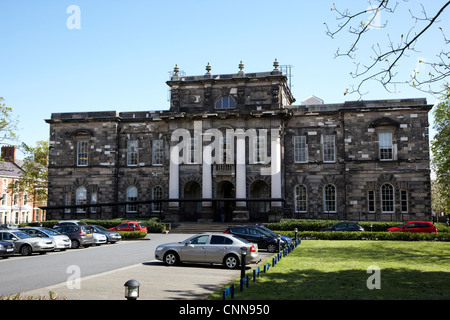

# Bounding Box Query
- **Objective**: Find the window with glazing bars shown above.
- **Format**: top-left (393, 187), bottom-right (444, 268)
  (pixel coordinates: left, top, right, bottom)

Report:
top-left (323, 184), bottom-right (336, 213)
top-left (295, 185), bottom-right (307, 213)
top-left (77, 141), bottom-right (88, 166)
top-left (323, 135), bottom-right (335, 162)
top-left (152, 140), bottom-right (164, 165)
top-left (127, 141), bottom-right (138, 166)
top-left (379, 132), bottom-right (393, 160)
top-left (294, 136), bottom-right (307, 163)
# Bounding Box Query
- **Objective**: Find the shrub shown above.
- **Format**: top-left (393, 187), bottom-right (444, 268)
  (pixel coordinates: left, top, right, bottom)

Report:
top-left (276, 230), bottom-right (450, 241)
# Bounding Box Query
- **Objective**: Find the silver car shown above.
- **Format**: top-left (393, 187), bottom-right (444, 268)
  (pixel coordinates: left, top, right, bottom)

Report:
top-left (155, 233), bottom-right (260, 269)
top-left (0, 230), bottom-right (55, 256)
top-left (20, 227), bottom-right (71, 251)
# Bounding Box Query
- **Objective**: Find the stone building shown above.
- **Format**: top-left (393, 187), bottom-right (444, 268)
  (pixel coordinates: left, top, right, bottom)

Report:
top-left (45, 61), bottom-right (433, 222)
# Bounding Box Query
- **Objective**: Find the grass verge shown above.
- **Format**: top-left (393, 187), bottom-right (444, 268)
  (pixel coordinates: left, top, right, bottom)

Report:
top-left (208, 240), bottom-right (450, 300)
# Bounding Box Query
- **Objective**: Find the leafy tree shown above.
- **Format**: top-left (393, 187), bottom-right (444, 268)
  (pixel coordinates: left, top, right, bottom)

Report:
top-left (13, 141), bottom-right (49, 205)
top-left (431, 89), bottom-right (450, 213)
top-left (0, 97), bottom-right (18, 147)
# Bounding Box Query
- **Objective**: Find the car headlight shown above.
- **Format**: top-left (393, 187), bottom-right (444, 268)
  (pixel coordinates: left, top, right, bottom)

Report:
top-left (0, 244), bottom-right (4, 250)
top-left (155, 246), bottom-right (163, 253)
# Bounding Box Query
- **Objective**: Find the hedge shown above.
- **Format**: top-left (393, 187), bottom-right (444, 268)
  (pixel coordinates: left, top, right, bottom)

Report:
top-left (277, 230), bottom-right (450, 241)
top-left (268, 219), bottom-right (450, 233)
top-left (23, 217), bottom-right (166, 234)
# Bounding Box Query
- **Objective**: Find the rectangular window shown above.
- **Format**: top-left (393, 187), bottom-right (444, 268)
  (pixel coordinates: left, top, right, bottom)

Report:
top-left (2, 179), bottom-right (7, 190)
top-left (401, 190), bottom-right (408, 213)
top-left (188, 138), bottom-right (198, 164)
top-left (220, 136), bottom-right (232, 164)
top-left (77, 141), bottom-right (88, 166)
top-left (294, 136), bottom-right (307, 163)
top-left (152, 186), bottom-right (163, 212)
top-left (152, 140), bottom-right (164, 165)
top-left (379, 132), bottom-right (393, 160)
top-left (323, 135), bottom-right (335, 162)
top-left (1, 193), bottom-right (6, 206)
top-left (90, 193), bottom-right (97, 213)
top-left (368, 190), bottom-right (376, 213)
top-left (253, 135), bottom-right (266, 164)
top-left (65, 192), bottom-right (71, 213)
top-left (127, 141), bottom-right (138, 166)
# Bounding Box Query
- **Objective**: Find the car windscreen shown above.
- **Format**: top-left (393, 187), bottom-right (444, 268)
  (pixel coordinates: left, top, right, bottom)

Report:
top-left (40, 228), bottom-right (61, 235)
top-left (138, 223), bottom-right (146, 228)
top-left (12, 231), bottom-right (32, 239)
top-left (92, 225), bottom-right (108, 231)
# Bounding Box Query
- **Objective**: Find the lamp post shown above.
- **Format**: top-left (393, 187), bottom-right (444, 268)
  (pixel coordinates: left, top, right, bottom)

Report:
top-left (240, 247), bottom-right (247, 279)
top-left (124, 279), bottom-right (140, 300)
top-left (294, 228), bottom-right (298, 243)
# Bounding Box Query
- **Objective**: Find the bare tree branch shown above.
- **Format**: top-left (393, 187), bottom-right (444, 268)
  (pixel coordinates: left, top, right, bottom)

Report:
top-left (326, 1), bottom-right (450, 98)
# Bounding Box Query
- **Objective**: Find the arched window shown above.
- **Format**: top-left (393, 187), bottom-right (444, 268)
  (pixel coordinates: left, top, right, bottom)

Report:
top-left (294, 185), bottom-right (307, 213)
top-left (76, 186), bottom-right (87, 213)
top-left (381, 183), bottom-right (394, 213)
top-left (152, 186), bottom-right (163, 212)
top-left (126, 186), bottom-right (138, 213)
top-left (323, 184), bottom-right (336, 213)
top-left (215, 96), bottom-right (236, 109)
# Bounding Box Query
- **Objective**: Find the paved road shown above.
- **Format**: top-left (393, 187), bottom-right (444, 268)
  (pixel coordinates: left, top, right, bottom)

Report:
top-left (0, 233), bottom-right (271, 300)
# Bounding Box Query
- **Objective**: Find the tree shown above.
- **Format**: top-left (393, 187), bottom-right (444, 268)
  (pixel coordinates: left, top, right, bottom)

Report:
top-left (325, 1), bottom-right (450, 98)
top-left (0, 97), bottom-right (18, 147)
top-left (431, 88), bottom-right (450, 213)
top-left (14, 141), bottom-right (49, 205)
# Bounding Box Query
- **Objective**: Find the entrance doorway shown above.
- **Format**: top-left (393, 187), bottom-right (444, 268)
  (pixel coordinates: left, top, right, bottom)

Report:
top-left (183, 181), bottom-right (201, 221)
top-left (249, 180), bottom-right (270, 221)
top-left (216, 181), bottom-right (235, 222)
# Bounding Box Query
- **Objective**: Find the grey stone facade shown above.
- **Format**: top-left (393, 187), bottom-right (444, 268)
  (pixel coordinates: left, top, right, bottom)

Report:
top-left (45, 62), bottom-right (433, 222)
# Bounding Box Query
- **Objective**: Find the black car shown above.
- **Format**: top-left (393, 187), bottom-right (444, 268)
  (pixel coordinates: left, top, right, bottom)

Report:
top-left (89, 225), bottom-right (122, 244)
top-left (319, 222), bottom-right (364, 232)
top-left (225, 226), bottom-right (286, 253)
top-left (0, 240), bottom-right (15, 258)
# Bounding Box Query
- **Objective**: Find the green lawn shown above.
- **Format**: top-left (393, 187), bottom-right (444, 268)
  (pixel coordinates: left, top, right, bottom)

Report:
top-left (210, 240), bottom-right (450, 300)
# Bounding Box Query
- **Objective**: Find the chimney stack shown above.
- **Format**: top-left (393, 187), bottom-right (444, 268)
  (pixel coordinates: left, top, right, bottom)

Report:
top-left (1, 146), bottom-right (16, 163)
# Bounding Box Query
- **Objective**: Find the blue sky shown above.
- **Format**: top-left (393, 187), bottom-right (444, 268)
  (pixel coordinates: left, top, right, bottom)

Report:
top-left (0, 0), bottom-right (447, 159)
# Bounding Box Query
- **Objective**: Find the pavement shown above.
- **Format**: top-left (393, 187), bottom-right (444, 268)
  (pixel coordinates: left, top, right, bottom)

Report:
top-left (23, 247), bottom-right (272, 301)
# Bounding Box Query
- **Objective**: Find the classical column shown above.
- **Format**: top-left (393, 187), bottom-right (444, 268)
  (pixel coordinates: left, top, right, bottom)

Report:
top-left (169, 144), bottom-right (179, 208)
top-left (235, 129), bottom-right (246, 208)
top-left (271, 128), bottom-right (282, 208)
top-left (202, 142), bottom-right (212, 207)
top-left (233, 129), bottom-right (249, 221)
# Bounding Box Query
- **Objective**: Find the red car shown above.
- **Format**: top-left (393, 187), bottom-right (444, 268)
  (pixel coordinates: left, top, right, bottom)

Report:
top-left (388, 221), bottom-right (437, 233)
top-left (108, 221), bottom-right (147, 233)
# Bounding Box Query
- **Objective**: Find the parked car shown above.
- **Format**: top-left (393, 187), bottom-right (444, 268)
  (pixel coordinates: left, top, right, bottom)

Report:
top-left (0, 230), bottom-right (55, 256)
top-left (92, 232), bottom-right (107, 245)
top-left (89, 225), bottom-right (122, 244)
top-left (319, 222), bottom-right (364, 232)
top-left (224, 226), bottom-right (286, 253)
top-left (0, 240), bottom-right (15, 258)
top-left (108, 221), bottom-right (147, 233)
top-left (388, 221), bottom-right (438, 233)
top-left (244, 224), bottom-right (294, 245)
top-left (0, 223), bottom-right (18, 230)
top-left (53, 220), bottom-right (89, 229)
top-left (155, 233), bottom-right (260, 269)
top-left (53, 225), bottom-right (94, 249)
top-left (20, 227), bottom-right (71, 251)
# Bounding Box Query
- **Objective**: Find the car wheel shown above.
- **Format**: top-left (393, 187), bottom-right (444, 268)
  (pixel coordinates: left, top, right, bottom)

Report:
top-left (224, 254), bottom-right (239, 269)
top-left (163, 251), bottom-right (179, 266)
top-left (20, 245), bottom-right (32, 256)
top-left (267, 244), bottom-right (277, 253)
top-left (71, 240), bottom-right (80, 249)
